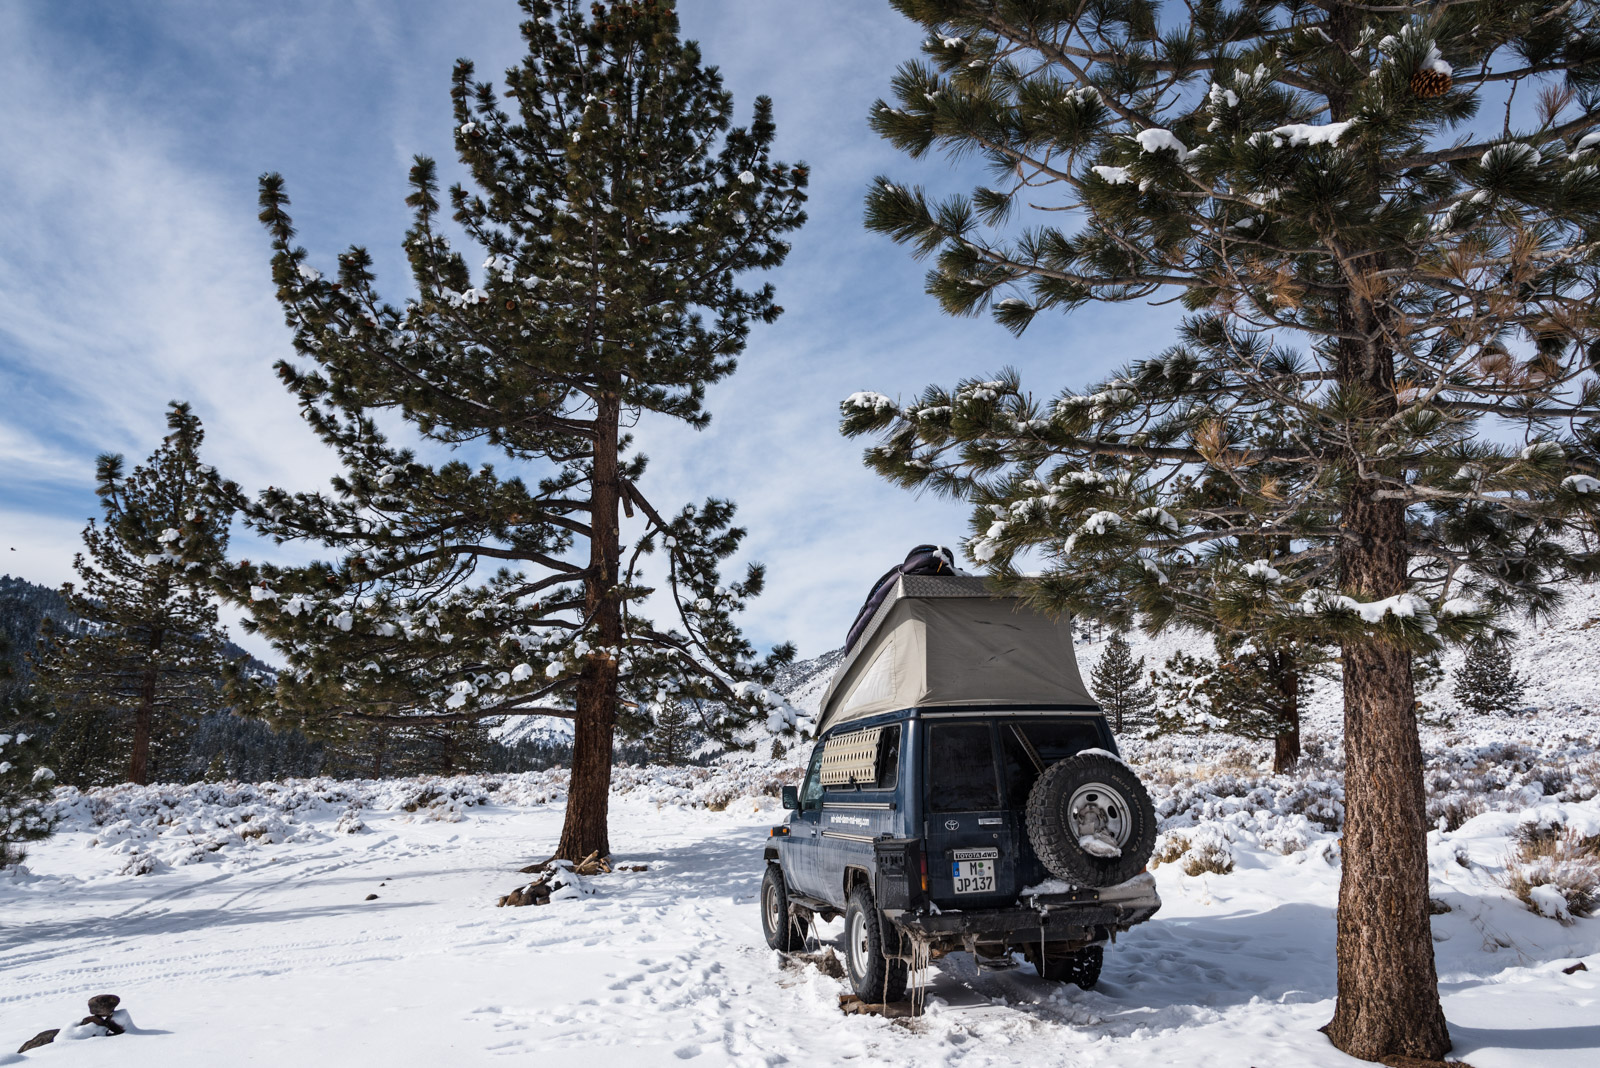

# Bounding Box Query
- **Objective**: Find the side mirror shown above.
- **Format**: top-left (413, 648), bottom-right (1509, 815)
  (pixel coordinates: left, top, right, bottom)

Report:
top-left (781, 785), bottom-right (798, 810)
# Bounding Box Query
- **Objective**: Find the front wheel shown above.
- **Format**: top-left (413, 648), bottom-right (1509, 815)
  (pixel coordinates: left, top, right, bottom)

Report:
top-left (760, 865), bottom-right (803, 952)
top-left (843, 885), bottom-right (907, 1003)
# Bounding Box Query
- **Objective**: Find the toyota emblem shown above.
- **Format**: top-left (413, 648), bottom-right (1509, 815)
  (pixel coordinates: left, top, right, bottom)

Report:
top-left (944, 820), bottom-right (960, 831)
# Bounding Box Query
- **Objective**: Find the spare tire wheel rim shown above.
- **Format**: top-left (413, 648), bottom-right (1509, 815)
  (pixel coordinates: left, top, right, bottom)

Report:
top-left (1067, 781), bottom-right (1132, 850)
top-left (849, 909), bottom-right (871, 977)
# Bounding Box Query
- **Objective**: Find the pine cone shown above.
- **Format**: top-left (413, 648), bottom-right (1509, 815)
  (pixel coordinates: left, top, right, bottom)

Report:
top-left (1410, 68), bottom-right (1452, 99)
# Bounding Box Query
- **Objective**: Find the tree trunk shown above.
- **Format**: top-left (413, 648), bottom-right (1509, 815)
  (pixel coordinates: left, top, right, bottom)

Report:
top-left (1272, 650), bottom-right (1301, 774)
top-left (1328, 625), bottom-right (1449, 1057)
top-left (1324, 288), bottom-right (1450, 1060)
top-left (556, 391), bottom-right (622, 861)
top-left (1271, 714), bottom-right (1300, 774)
top-left (130, 627), bottom-right (163, 785)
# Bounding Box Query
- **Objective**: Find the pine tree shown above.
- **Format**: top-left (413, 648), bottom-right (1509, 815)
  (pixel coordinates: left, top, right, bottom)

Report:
top-left (0, 634), bottom-right (57, 869)
top-left (1452, 639), bottom-right (1528, 715)
top-left (224, 1), bottom-right (807, 860)
top-left (34, 403), bottom-right (238, 786)
top-left (647, 698), bottom-right (696, 765)
top-left (1152, 638), bottom-right (1322, 772)
top-left (0, 730), bottom-right (55, 869)
top-left (1089, 632), bottom-right (1154, 734)
top-left (848, 3), bottom-right (1600, 1059)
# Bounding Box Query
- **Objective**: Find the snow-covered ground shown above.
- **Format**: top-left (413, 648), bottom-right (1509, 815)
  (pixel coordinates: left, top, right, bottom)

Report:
top-left (3, 723), bottom-right (1597, 1068)
top-left (4, 580), bottom-right (1598, 1065)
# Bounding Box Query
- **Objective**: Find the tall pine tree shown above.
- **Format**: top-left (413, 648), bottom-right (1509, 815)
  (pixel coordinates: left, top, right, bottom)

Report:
top-left (225, 0), bottom-right (807, 861)
top-left (849, 2), bottom-right (1600, 1059)
top-left (1088, 632), bottom-right (1154, 733)
top-left (35, 403), bottom-right (237, 786)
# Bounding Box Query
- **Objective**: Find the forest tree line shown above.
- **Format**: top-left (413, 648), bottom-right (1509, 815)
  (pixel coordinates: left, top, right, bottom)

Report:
top-left (0, 572), bottom-right (584, 786)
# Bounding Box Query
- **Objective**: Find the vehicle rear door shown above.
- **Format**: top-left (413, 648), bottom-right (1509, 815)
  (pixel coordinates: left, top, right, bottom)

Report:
top-left (922, 720), bottom-right (1018, 909)
top-left (998, 717), bottom-right (1108, 889)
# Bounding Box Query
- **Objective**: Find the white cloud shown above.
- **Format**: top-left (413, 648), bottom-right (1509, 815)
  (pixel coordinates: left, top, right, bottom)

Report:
top-left (0, 2), bottom-right (1183, 666)
top-left (0, 12), bottom-right (331, 500)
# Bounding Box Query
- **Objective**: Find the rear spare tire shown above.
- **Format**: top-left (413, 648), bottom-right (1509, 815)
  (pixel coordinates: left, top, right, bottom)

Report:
top-left (1025, 751), bottom-right (1156, 887)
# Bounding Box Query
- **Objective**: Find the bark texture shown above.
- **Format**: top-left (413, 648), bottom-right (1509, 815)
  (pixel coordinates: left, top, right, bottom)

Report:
top-left (1324, 284), bottom-right (1451, 1060)
top-left (129, 627), bottom-right (163, 786)
top-left (1328, 622), bottom-right (1449, 1061)
top-left (1271, 659), bottom-right (1301, 775)
top-left (555, 393), bottom-right (622, 861)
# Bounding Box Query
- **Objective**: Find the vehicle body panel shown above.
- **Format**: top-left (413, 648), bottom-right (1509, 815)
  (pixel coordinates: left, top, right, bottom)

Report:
top-left (772, 705), bottom-right (1156, 955)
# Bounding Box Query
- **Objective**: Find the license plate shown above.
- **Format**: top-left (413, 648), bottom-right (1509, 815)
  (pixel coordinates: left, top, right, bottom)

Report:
top-left (952, 859), bottom-right (995, 894)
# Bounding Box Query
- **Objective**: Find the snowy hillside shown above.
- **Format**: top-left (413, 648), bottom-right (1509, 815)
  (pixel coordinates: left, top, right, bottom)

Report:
top-left (1081, 573), bottom-right (1600, 764)
top-left (770, 646), bottom-right (843, 721)
top-left (493, 714), bottom-right (574, 747)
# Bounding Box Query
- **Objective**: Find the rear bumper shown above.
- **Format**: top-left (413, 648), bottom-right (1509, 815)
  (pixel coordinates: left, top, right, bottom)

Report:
top-left (889, 873), bottom-right (1161, 943)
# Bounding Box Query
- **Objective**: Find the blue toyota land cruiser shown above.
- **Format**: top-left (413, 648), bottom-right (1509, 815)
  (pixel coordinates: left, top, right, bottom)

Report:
top-left (760, 572), bottom-right (1161, 1000)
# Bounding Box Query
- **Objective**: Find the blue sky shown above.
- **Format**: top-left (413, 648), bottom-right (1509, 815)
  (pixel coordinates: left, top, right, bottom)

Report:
top-left (0, 1), bottom-right (1181, 661)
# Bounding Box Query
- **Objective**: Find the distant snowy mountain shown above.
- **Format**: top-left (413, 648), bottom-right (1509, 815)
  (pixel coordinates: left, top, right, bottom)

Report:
top-left (770, 647), bottom-right (843, 722)
top-left (494, 713), bottom-right (574, 746)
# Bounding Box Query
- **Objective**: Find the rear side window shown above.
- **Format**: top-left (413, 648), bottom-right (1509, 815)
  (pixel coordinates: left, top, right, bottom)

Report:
top-left (1022, 720), bottom-right (1105, 762)
top-left (927, 723), bottom-right (1000, 812)
top-left (819, 723), bottom-right (902, 790)
top-left (1003, 719), bottom-right (1104, 807)
top-left (876, 724), bottom-right (901, 790)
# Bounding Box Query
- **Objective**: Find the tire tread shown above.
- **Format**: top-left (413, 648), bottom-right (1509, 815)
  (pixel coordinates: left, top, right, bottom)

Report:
top-left (1024, 753), bottom-right (1157, 887)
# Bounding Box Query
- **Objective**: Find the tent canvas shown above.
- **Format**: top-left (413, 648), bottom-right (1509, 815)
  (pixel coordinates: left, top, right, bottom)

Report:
top-left (816, 575), bottom-right (1097, 736)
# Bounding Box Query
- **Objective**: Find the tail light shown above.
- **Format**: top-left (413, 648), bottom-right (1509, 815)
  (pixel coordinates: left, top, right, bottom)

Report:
top-left (919, 850), bottom-right (928, 892)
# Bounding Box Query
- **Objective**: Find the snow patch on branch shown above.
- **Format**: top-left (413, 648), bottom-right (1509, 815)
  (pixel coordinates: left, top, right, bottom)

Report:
top-left (1482, 143), bottom-right (1540, 169)
top-left (1243, 560), bottom-right (1283, 584)
top-left (1135, 507), bottom-right (1180, 535)
top-left (1563, 474), bottom-right (1600, 494)
top-left (1422, 42), bottom-right (1452, 77)
top-left (1300, 589), bottom-right (1436, 630)
top-left (1439, 597), bottom-right (1482, 618)
top-left (842, 391), bottom-right (895, 413)
top-left (1568, 132), bottom-right (1600, 162)
top-left (1265, 122), bottom-right (1353, 148)
top-left (1080, 511), bottom-right (1123, 536)
top-left (1133, 129), bottom-right (1192, 161)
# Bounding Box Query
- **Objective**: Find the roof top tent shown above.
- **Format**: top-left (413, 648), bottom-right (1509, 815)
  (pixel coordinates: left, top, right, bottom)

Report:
top-left (815, 574), bottom-right (1098, 737)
